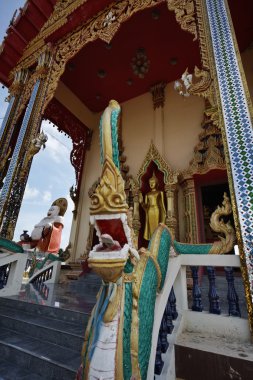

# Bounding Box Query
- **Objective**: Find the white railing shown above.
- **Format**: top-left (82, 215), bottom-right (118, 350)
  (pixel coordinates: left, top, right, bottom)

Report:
top-left (28, 260), bottom-right (61, 285)
top-left (0, 252), bottom-right (28, 297)
top-left (147, 254), bottom-right (247, 379)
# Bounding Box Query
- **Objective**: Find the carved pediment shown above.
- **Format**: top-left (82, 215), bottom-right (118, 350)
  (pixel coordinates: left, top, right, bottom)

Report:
top-left (90, 157), bottom-right (128, 215)
top-left (137, 141), bottom-right (178, 185)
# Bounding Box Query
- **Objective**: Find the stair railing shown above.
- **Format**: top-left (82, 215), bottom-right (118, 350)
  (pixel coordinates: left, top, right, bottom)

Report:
top-left (148, 253), bottom-right (242, 379)
top-left (0, 252), bottom-right (28, 296)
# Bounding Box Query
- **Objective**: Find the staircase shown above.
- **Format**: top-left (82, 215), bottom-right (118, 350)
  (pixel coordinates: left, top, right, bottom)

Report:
top-left (0, 272), bottom-right (100, 380)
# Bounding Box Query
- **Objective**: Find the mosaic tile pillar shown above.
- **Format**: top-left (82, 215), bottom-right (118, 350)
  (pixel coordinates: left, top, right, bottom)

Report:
top-left (0, 69), bottom-right (29, 187)
top-left (206, 0), bottom-right (253, 323)
top-left (0, 80), bottom-right (41, 221)
top-left (0, 49), bottom-right (53, 234)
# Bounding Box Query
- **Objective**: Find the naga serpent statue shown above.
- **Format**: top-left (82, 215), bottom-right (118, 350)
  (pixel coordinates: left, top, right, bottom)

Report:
top-left (76, 100), bottom-right (235, 380)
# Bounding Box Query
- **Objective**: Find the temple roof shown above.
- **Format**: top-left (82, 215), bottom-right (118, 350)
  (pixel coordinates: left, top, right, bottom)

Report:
top-left (0, 0), bottom-right (253, 112)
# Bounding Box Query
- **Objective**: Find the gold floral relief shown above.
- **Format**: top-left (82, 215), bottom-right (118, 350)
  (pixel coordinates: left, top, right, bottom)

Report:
top-left (167, 0), bottom-right (197, 40)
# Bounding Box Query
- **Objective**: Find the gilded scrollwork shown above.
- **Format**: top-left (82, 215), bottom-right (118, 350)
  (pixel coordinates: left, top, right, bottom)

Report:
top-left (90, 157), bottom-right (128, 215)
top-left (13, 0), bottom-right (163, 115)
top-left (8, 69), bottom-right (29, 98)
top-left (20, 131), bottom-right (48, 179)
top-left (22, 0), bottom-right (89, 61)
top-left (167, 0), bottom-right (197, 41)
top-left (209, 192), bottom-right (236, 254)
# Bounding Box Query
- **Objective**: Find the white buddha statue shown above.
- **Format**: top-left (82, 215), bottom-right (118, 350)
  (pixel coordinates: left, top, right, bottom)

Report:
top-left (25, 198), bottom-right (67, 254)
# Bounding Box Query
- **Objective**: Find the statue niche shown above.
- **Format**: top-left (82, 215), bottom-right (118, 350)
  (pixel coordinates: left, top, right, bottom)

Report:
top-left (139, 172), bottom-right (166, 241)
top-left (138, 162), bottom-right (167, 246)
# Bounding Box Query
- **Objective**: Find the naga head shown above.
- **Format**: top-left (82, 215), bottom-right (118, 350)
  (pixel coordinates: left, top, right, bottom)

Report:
top-left (88, 101), bottom-right (138, 283)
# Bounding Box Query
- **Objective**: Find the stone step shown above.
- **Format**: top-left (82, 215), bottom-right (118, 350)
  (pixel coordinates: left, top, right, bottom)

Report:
top-left (0, 297), bottom-right (88, 325)
top-left (0, 328), bottom-right (81, 380)
top-left (0, 359), bottom-right (46, 380)
top-left (0, 304), bottom-right (85, 351)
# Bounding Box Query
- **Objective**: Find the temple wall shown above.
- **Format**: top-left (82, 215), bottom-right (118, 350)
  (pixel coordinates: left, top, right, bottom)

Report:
top-left (55, 81), bottom-right (98, 128)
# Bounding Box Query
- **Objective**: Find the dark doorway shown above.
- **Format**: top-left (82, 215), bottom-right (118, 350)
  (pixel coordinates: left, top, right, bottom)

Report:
top-left (201, 183), bottom-right (230, 243)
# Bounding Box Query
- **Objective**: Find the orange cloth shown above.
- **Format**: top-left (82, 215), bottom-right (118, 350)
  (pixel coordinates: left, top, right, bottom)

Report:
top-left (37, 223), bottom-right (63, 253)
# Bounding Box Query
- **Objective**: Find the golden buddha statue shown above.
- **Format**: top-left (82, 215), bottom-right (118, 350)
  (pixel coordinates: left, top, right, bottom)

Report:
top-left (139, 173), bottom-right (166, 240)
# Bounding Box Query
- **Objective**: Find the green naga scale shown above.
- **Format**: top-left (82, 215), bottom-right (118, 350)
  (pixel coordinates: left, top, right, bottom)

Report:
top-left (76, 100), bottom-right (235, 380)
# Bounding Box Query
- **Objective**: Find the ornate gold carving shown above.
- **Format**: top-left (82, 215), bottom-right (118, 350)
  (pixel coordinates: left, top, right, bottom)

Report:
top-left (13, 0), bottom-right (162, 113)
top-left (126, 176), bottom-right (141, 243)
top-left (22, 0), bottom-right (88, 61)
top-left (90, 157), bottom-right (128, 215)
top-left (165, 181), bottom-right (178, 238)
top-left (10, 47), bottom-right (54, 133)
top-left (20, 131), bottom-right (48, 179)
top-left (180, 176), bottom-right (198, 243)
top-left (195, 0), bottom-right (211, 70)
top-left (209, 193), bottom-right (236, 254)
top-left (137, 141), bottom-right (178, 185)
top-left (167, 0), bottom-right (197, 40)
top-left (182, 104), bottom-right (227, 178)
top-left (8, 69), bottom-right (29, 97)
top-left (150, 82), bottom-right (167, 109)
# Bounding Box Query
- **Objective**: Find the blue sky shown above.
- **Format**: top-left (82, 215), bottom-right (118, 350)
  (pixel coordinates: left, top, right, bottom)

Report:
top-left (0, 1), bottom-right (75, 249)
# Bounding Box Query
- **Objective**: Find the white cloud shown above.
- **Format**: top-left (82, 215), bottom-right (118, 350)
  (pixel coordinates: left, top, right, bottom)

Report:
top-left (44, 133), bottom-right (70, 164)
top-left (24, 184), bottom-right (40, 200)
top-left (42, 190), bottom-right (52, 203)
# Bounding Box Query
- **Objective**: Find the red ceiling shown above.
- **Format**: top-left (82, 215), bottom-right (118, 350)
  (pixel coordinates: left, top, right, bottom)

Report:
top-left (62, 2), bottom-right (201, 112)
top-left (0, 0), bottom-right (252, 112)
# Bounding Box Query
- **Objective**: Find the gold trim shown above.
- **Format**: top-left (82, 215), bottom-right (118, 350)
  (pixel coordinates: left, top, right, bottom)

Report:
top-left (166, 0), bottom-right (197, 41)
top-left (131, 252), bottom-right (149, 379)
top-left (22, 0), bottom-right (88, 61)
top-left (208, 193), bottom-right (236, 254)
top-left (115, 283), bottom-right (125, 380)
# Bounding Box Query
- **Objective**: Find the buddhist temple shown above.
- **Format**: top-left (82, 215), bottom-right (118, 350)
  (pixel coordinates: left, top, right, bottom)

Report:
top-left (0, 1), bottom-right (253, 379)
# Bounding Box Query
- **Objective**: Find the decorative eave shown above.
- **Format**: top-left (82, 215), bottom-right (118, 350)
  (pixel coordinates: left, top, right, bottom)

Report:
top-left (0, 0), bottom-right (57, 85)
top-left (20, 0), bottom-right (113, 63)
top-left (0, 0), bottom-right (112, 85)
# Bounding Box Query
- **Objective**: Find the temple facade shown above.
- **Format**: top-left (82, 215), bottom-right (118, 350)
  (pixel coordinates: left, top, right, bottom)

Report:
top-left (0, 1), bottom-right (253, 379)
